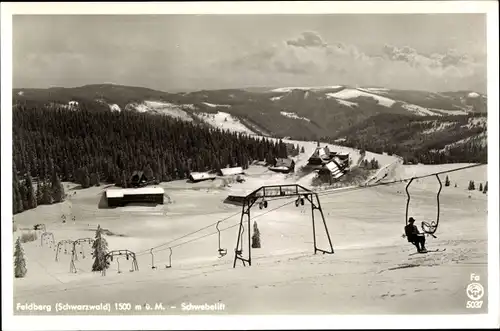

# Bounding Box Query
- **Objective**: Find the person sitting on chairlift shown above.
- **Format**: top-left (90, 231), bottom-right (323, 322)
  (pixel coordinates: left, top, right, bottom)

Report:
top-left (404, 217), bottom-right (427, 253)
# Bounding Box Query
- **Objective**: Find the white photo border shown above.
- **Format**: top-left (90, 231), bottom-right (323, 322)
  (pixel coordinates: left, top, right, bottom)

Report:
top-left (1, 1), bottom-right (498, 330)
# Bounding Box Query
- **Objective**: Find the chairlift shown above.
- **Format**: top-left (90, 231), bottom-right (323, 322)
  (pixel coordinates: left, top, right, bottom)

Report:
top-left (216, 221), bottom-right (228, 258)
top-left (150, 249), bottom-right (156, 269)
top-left (165, 247), bottom-right (172, 269)
top-left (404, 174), bottom-right (443, 242)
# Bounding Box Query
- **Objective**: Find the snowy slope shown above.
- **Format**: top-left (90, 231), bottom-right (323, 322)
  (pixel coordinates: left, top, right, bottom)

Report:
top-left (202, 102), bottom-right (231, 108)
top-left (11, 162), bottom-right (488, 317)
top-left (108, 104), bottom-right (121, 112)
top-left (126, 101), bottom-right (194, 121)
top-left (326, 88), bottom-right (397, 107)
top-left (401, 103), bottom-right (439, 116)
top-left (280, 111), bottom-right (311, 122)
top-left (193, 111), bottom-right (255, 135)
top-left (336, 99), bottom-right (358, 108)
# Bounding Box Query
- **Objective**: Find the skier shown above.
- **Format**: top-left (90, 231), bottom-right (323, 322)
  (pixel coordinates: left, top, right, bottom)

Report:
top-left (404, 217), bottom-right (427, 253)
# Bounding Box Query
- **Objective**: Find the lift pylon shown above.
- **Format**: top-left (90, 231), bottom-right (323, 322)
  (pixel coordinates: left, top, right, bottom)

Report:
top-left (232, 184), bottom-right (334, 268)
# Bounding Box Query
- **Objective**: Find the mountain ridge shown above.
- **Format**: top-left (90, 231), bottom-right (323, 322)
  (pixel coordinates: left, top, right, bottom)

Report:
top-left (13, 83), bottom-right (487, 164)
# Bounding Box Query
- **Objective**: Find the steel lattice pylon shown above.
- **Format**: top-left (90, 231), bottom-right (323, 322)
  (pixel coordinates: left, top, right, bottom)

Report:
top-left (233, 184), bottom-right (334, 268)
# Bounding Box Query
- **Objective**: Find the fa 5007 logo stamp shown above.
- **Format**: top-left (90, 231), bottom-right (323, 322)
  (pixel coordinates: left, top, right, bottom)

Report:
top-left (466, 273), bottom-right (484, 309)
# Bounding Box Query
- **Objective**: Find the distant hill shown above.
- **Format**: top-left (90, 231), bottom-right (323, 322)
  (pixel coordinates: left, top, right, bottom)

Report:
top-left (13, 83), bottom-right (487, 163)
top-left (327, 113), bottom-right (487, 164)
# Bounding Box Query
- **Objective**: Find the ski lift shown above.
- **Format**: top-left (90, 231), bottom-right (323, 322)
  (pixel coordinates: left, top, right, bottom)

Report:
top-left (216, 221), bottom-right (227, 257)
top-left (150, 249), bottom-right (156, 269)
top-left (404, 174), bottom-right (442, 239)
top-left (165, 247), bottom-right (173, 269)
top-left (295, 196), bottom-right (305, 207)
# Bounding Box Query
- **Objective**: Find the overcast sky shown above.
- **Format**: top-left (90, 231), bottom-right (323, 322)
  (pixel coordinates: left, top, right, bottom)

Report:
top-left (13, 14), bottom-right (487, 92)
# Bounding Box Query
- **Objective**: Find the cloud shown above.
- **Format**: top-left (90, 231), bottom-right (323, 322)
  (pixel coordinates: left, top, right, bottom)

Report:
top-left (222, 31), bottom-right (486, 92)
top-left (286, 31), bottom-right (327, 48)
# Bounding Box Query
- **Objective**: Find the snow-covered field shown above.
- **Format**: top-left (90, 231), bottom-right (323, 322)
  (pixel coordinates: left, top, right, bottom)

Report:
top-left (12, 153), bottom-right (489, 315)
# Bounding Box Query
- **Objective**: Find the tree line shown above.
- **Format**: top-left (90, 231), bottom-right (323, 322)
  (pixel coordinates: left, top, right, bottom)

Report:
top-left (12, 103), bottom-right (289, 214)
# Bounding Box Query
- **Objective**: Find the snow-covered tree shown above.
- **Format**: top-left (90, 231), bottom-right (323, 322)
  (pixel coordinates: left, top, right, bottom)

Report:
top-left (14, 238), bottom-right (27, 278)
top-left (251, 221), bottom-right (261, 248)
top-left (445, 175), bottom-right (450, 187)
top-left (91, 225), bottom-right (110, 272)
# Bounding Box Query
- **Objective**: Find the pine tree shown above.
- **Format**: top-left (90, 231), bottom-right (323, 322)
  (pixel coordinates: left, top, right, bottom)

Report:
top-left (121, 170), bottom-right (128, 188)
top-left (445, 175), bottom-right (450, 187)
top-left (483, 181), bottom-right (488, 194)
top-left (81, 167), bottom-right (91, 189)
top-left (25, 173), bottom-right (37, 209)
top-left (51, 172), bottom-right (65, 203)
top-left (41, 179), bottom-right (54, 204)
top-left (468, 180), bottom-right (475, 190)
top-left (479, 183), bottom-right (483, 192)
top-left (12, 164), bottom-right (24, 214)
top-left (14, 238), bottom-right (27, 278)
top-left (91, 225), bottom-right (110, 272)
top-left (300, 146), bottom-right (305, 153)
top-left (143, 164), bottom-right (154, 181)
top-left (251, 221), bottom-right (261, 248)
top-left (19, 182), bottom-right (28, 211)
top-left (35, 182), bottom-right (43, 205)
top-left (89, 173), bottom-right (99, 187)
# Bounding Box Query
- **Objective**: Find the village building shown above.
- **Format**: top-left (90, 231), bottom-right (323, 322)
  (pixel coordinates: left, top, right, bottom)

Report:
top-left (105, 187), bottom-right (164, 207)
top-left (218, 166), bottom-right (244, 176)
top-left (307, 144), bottom-right (336, 165)
top-left (269, 158), bottom-right (296, 174)
top-left (129, 171), bottom-right (150, 187)
top-left (318, 159), bottom-right (347, 180)
top-left (188, 172), bottom-right (217, 183)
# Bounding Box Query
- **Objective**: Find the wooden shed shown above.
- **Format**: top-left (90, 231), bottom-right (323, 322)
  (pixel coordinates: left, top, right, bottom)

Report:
top-left (105, 187), bottom-right (164, 207)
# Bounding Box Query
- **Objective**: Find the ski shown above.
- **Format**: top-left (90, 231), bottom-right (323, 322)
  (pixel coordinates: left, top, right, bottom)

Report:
top-left (409, 248), bottom-right (446, 256)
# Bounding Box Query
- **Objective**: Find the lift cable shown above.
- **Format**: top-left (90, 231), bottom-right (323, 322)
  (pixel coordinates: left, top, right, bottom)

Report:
top-left (135, 163), bottom-right (484, 257)
top-left (137, 198), bottom-right (299, 257)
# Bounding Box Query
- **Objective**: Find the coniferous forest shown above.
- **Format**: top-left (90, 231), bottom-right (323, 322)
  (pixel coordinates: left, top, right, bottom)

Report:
top-left (12, 103), bottom-right (289, 214)
top-left (324, 113), bottom-right (487, 165)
